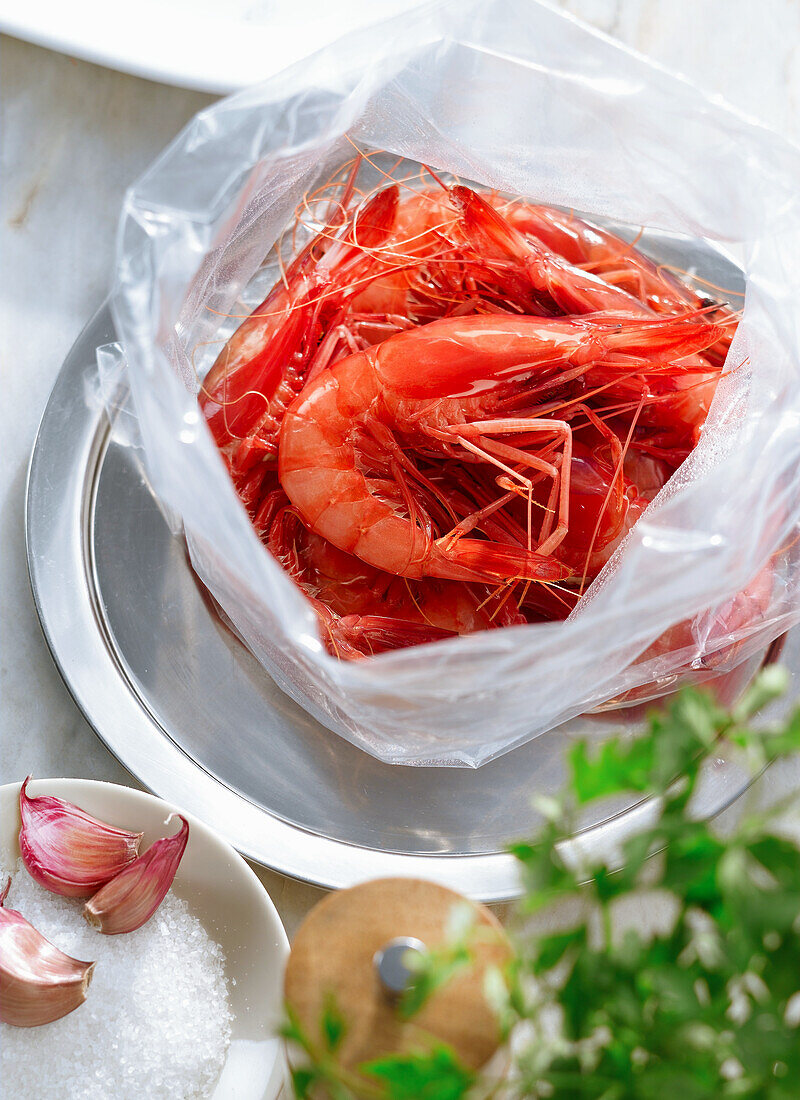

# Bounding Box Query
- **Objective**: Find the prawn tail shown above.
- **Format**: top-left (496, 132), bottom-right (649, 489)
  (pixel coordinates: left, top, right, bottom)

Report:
top-left (450, 184), bottom-right (528, 266)
top-left (347, 184), bottom-right (400, 250)
top-left (320, 184), bottom-right (400, 282)
top-left (334, 614), bottom-right (456, 658)
top-left (433, 537), bottom-right (572, 584)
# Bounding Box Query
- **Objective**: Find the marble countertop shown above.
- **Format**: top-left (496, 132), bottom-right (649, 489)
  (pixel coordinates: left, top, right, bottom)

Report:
top-left (2, 0), bottom-right (800, 939)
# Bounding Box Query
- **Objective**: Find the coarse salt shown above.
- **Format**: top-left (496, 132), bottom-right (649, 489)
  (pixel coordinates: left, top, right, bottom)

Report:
top-left (1, 859), bottom-right (232, 1098)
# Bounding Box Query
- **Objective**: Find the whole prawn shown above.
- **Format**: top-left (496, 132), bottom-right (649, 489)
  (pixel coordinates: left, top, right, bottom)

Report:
top-left (451, 185), bottom-right (649, 318)
top-left (278, 310), bottom-right (723, 584)
top-left (450, 186), bottom-right (725, 457)
top-left (499, 197), bottom-right (736, 365)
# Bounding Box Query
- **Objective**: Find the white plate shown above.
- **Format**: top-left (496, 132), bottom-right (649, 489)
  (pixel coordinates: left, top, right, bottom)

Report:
top-left (0, 778), bottom-right (289, 1099)
top-left (0, 0), bottom-right (428, 94)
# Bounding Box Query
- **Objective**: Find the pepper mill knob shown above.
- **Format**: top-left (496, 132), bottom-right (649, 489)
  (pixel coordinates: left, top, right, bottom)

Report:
top-left (284, 877), bottom-right (512, 1076)
top-left (373, 935), bottom-right (427, 999)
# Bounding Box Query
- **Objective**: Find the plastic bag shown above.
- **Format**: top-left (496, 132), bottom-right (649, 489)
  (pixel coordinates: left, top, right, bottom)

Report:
top-left (109, 0), bottom-right (800, 766)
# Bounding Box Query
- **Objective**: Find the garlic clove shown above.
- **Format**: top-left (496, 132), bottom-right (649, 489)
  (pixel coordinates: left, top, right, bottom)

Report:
top-left (84, 814), bottom-right (189, 935)
top-left (0, 879), bottom-right (95, 1027)
top-left (19, 776), bottom-right (143, 898)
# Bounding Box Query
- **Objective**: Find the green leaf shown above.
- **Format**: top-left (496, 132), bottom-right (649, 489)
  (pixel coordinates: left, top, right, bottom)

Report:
top-left (321, 993), bottom-right (347, 1053)
top-left (569, 735), bottom-right (656, 804)
top-left (732, 665), bottom-right (790, 722)
top-left (363, 1046), bottom-right (475, 1100)
top-left (660, 824), bottom-right (727, 906)
top-left (290, 1067), bottom-right (317, 1098)
top-left (281, 1005), bottom-right (314, 1055)
top-left (399, 943), bottom-right (471, 1020)
top-left (740, 706), bottom-right (800, 762)
top-left (747, 835), bottom-right (800, 888)
top-left (534, 925), bottom-right (587, 972)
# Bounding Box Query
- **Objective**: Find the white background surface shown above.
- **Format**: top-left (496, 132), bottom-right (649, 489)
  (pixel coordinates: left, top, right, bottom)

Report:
top-left (2, 0), bottom-right (800, 936)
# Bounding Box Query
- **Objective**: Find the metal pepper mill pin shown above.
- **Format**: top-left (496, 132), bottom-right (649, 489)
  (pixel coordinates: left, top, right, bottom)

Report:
top-left (373, 935), bottom-right (427, 1000)
top-left (284, 878), bottom-right (512, 1076)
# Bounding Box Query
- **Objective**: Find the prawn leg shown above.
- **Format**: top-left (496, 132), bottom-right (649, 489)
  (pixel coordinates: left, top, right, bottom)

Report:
top-left (437, 417), bottom-right (572, 555)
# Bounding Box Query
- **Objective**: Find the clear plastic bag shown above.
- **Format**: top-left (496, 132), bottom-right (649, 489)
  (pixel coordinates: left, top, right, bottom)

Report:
top-left (109, 0), bottom-right (800, 766)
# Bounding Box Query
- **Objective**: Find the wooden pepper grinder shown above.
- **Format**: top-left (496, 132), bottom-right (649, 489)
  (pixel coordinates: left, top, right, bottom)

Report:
top-left (284, 878), bottom-right (512, 1077)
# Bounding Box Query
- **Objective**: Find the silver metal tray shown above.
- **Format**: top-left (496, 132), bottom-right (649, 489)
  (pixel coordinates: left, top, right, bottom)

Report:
top-left (27, 232), bottom-right (784, 901)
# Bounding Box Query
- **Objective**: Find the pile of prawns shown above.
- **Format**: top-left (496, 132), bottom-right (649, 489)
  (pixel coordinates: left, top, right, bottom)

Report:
top-left (200, 155), bottom-right (737, 659)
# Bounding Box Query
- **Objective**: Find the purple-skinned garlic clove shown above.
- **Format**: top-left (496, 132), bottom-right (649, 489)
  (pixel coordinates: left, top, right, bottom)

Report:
top-left (83, 815), bottom-right (189, 935)
top-left (0, 879), bottom-right (95, 1027)
top-left (19, 776), bottom-right (143, 898)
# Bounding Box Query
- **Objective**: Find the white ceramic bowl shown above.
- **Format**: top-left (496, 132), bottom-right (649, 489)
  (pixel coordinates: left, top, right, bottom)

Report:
top-left (0, 778), bottom-right (289, 1099)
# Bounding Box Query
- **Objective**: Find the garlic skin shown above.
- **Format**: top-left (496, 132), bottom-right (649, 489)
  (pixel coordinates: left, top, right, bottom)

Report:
top-left (84, 815), bottom-right (189, 935)
top-left (19, 776), bottom-right (143, 898)
top-left (0, 880), bottom-right (95, 1027)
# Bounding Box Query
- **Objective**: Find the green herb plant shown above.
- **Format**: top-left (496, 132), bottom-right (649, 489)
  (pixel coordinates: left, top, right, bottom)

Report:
top-left (284, 666), bottom-right (800, 1098)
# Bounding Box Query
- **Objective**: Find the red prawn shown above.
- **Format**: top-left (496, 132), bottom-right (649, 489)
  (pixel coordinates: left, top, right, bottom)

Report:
top-left (198, 169), bottom-right (747, 661)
